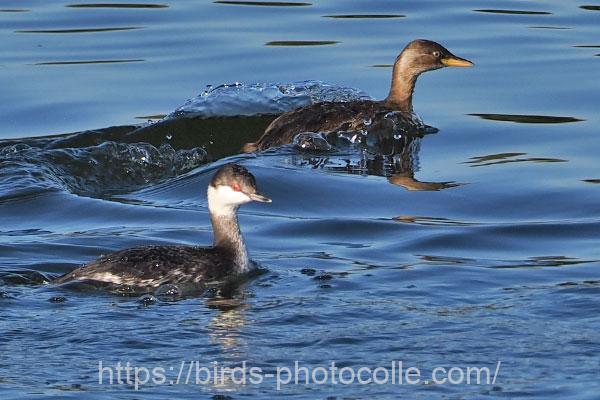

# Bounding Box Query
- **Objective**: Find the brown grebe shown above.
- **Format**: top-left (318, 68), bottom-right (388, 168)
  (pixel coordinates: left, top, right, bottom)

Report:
top-left (243, 39), bottom-right (473, 152)
top-left (54, 164), bottom-right (271, 289)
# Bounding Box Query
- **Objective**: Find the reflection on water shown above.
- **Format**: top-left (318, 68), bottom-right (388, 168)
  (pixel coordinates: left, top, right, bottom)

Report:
top-left (469, 113), bottom-right (584, 124)
top-left (393, 215), bottom-right (474, 226)
top-left (492, 256), bottom-right (596, 269)
top-left (207, 300), bottom-right (247, 351)
top-left (473, 9), bottom-right (552, 15)
top-left (580, 5), bottom-right (600, 11)
top-left (16, 27), bottom-right (143, 34)
top-left (34, 59), bottom-right (144, 66)
top-left (466, 152), bottom-right (567, 167)
top-left (214, 1), bottom-right (311, 6)
top-left (265, 40), bottom-right (339, 46)
top-left (323, 14), bottom-right (405, 19)
top-left (529, 26), bottom-right (572, 30)
top-left (290, 133), bottom-right (461, 191)
top-left (135, 114), bottom-right (167, 120)
top-left (66, 3), bottom-right (169, 8)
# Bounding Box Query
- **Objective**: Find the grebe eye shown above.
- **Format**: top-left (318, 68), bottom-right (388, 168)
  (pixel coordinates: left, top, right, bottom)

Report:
top-left (432, 51), bottom-right (441, 58)
top-left (231, 183), bottom-right (241, 192)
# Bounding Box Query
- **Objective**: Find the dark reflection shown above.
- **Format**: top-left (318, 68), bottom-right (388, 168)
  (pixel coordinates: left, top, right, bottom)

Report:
top-left (0, 9), bottom-right (29, 12)
top-left (473, 9), bottom-right (552, 15)
top-left (0, 270), bottom-right (52, 285)
top-left (124, 115), bottom-right (274, 160)
top-left (0, 115), bottom-right (271, 169)
top-left (574, 45), bottom-right (600, 48)
top-left (469, 113), bottom-right (584, 124)
top-left (419, 255), bottom-right (474, 265)
top-left (370, 64), bottom-right (393, 68)
top-left (494, 256), bottom-right (595, 269)
top-left (1, 115), bottom-right (456, 193)
top-left (204, 271), bottom-right (269, 355)
top-left (0, 122), bottom-right (209, 198)
top-left (323, 14), bottom-right (405, 19)
top-left (582, 179), bottom-right (600, 184)
top-left (34, 59), bottom-right (144, 66)
top-left (214, 1), bottom-right (311, 6)
top-left (67, 3), bottom-right (169, 8)
top-left (529, 26), bottom-right (572, 30)
top-left (290, 133), bottom-right (462, 191)
top-left (135, 114), bottom-right (167, 120)
top-left (393, 215), bottom-right (474, 226)
top-left (580, 5), bottom-right (600, 11)
top-left (266, 40), bottom-right (339, 46)
top-left (466, 152), bottom-right (567, 167)
top-left (418, 255), bottom-right (596, 269)
top-left (16, 27), bottom-right (142, 34)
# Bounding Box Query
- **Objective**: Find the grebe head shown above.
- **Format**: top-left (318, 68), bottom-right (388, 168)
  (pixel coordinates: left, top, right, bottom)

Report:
top-left (397, 39), bottom-right (473, 75)
top-left (208, 164), bottom-right (271, 216)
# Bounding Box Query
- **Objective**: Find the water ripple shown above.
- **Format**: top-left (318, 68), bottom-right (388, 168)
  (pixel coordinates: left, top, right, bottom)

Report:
top-left (473, 9), bottom-right (552, 15)
top-left (265, 40), bottom-right (339, 46)
top-left (16, 27), bottom-right (143, 34)
top-left (0, 141), bottom-right (206, 198)
top-left (33, 59), bottom-right (144, 66)
top-left (469, 113), bottom-right (584, 123)
top-left (214, 1), bottom-right (311, 6)
top-left (323, 14), bottom-right (405, 19)
top-left (465, 153), bottom-right (567, 167)
top-left (66, 3), bottom-right (169, 8)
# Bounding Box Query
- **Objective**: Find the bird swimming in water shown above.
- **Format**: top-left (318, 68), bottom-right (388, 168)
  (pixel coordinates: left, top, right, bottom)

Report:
top-left (54, 164), bottom-right (271, 290)
top-left (243, 39), bottom-right (473, 152)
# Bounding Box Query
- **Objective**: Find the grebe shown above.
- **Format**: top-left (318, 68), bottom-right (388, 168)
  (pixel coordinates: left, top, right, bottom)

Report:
top-left (55, 164), bottom-right (271, 289)
top-left (243, 39), bottom-right (473, 152)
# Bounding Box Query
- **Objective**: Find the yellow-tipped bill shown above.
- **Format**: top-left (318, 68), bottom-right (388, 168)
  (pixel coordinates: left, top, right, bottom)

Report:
top-left (441, 55), bottom-right (474, 67)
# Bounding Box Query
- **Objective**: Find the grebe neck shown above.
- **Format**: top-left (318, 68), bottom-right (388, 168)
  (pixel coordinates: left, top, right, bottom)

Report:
top-left (384, 54), bottom-right (419, 113)
top-left (208, 188), bottom-right (250, 273)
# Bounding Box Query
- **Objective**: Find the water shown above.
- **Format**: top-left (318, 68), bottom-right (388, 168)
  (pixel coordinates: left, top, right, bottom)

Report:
top-left (1, 1), bottom-right (600, 399)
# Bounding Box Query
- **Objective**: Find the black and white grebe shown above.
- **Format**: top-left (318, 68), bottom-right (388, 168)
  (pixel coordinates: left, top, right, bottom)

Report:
top-left (55, 164), bottom-right (271, 289)
top-left (243, 39), bottom-right (473, 152)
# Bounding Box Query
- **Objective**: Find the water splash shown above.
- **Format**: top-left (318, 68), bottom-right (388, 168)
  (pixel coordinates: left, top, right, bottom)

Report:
top-left (292, 132), bottom-right (332, 152)
top-left (168, 80), bottom-right (372, 119)
top-left (0, 141), bottom-right (206, 199)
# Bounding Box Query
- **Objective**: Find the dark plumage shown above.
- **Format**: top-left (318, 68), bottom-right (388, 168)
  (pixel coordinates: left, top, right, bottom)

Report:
top-left (54, 164), bottom-right (271, 290)
top-left (53, 245), bottom-right (234, 287)
top-left (243, 39), bottom-right (472, 152)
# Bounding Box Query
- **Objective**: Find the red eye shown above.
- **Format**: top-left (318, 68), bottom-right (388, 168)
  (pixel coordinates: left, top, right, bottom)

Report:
top-left (231, 183), bottom-right (241, 192)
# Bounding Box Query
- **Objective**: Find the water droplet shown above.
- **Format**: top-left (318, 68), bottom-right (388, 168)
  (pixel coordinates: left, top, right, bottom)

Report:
top-left (394, 134), bottom-right (402, 140)
top-left (166, 134), bottom-right (173, 140)
top-left (49, 296), bottom-right (67, 303)
top-left (202, 84), bottom-right (213, 96)
top-left (138, 294), bottom-right (157, 306)
top-left (363, 118), bottom-right (372, 126)
top-left (361, 129), bottom-right (367, 136)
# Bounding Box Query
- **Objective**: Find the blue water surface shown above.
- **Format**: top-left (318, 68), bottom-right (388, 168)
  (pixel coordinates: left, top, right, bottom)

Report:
top-left (1, 1), bottom-right (599, 399)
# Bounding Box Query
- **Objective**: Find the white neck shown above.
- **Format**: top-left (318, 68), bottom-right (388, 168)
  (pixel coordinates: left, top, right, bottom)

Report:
top-left (207, 185), bottom-right (251, 273)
